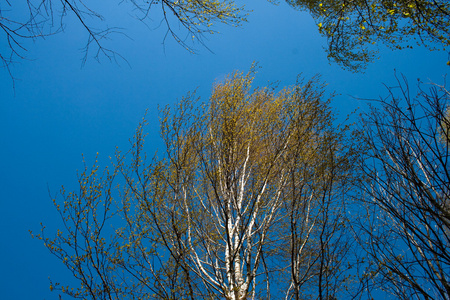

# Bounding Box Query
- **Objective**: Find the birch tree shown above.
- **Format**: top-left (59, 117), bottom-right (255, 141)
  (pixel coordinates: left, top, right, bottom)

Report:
top-left (282, 81), bottom-right (358, 300)
top-left (35, 68), bottom-right (357, 299)
top-left (155, 70), bottom-right (357, 299)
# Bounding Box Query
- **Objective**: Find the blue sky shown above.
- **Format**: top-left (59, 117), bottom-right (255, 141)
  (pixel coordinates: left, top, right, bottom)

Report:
top-left (0, 0), bottom-right (448, 299)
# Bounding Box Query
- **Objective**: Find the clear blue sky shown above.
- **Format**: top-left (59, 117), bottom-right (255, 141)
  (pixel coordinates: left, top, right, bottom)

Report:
top-left (0, 0), bottom-right (448, 299)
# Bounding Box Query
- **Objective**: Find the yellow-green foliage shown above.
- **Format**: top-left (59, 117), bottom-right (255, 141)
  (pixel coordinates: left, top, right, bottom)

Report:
top-left (34, 68), bottom-right (356, 300)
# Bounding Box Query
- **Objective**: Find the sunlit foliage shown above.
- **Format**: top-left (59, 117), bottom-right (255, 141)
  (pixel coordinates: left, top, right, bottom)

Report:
top-left (287, 0), bottom-right (450, 70)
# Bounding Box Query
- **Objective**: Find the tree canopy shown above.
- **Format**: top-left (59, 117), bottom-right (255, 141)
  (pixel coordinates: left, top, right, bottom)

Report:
top-left (2, 0), bottom-right (449, 81)
top-left (34, 68), bottom-right (359, 300)
top-left (288, 0), bottom-right (450, 70)
top-left (0, 0), bottom-right (245, 82)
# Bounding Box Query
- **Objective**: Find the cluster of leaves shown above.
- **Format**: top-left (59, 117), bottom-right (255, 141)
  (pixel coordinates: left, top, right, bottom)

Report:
top-left (287, 0), bottom-right (450, 70)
